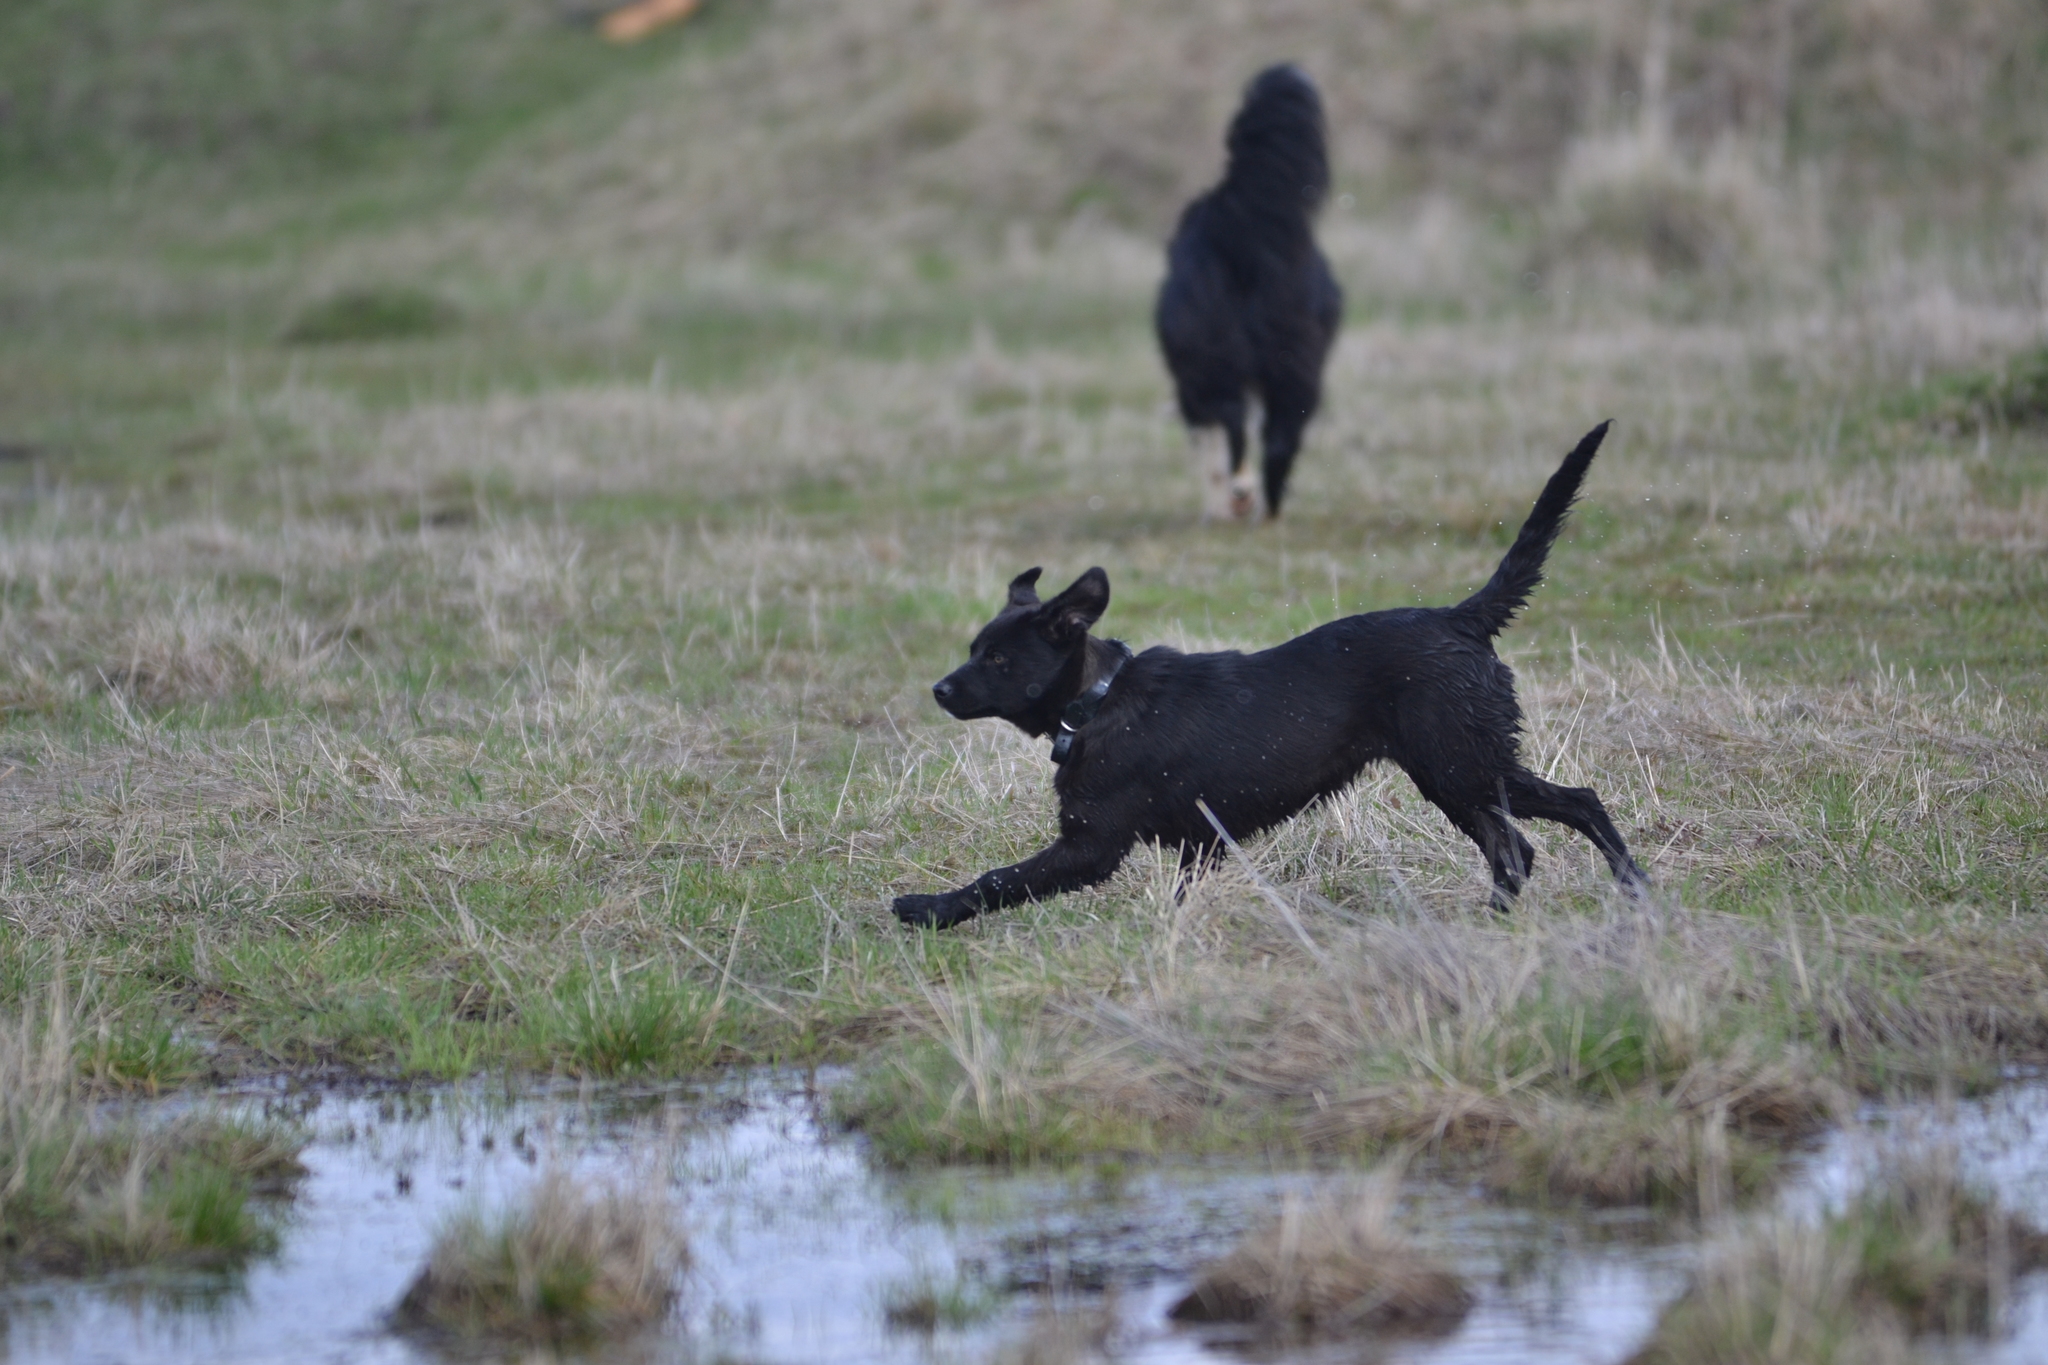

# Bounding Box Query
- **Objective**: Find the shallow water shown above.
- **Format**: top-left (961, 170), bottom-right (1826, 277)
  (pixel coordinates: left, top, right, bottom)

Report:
top-left (2, 1074), bottom-right (2043, 1365)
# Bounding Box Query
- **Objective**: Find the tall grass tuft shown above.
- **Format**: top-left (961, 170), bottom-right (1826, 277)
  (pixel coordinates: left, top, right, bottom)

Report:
top-left (548, 974), bottom-right (717, 1078)
top-left (1170, 1167), bottom-right (1472, 1336)
top-left (394, 1169), bottom-right (689, 1343)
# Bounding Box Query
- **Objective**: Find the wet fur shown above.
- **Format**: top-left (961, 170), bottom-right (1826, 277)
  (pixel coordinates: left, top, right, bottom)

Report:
top-left (1156, 63), bottom-right (1343, 519)
top-left (895, 422), bottom-right (1647, 929)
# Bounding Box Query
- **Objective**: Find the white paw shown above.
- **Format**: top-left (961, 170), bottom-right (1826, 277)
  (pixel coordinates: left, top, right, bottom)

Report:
top-left (1229, 470), bottom-right (1261, 520)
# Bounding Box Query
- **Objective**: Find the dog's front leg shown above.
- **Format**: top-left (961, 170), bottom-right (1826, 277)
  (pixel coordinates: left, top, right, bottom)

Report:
top-left (892, 835), bottom-right (1130, 930)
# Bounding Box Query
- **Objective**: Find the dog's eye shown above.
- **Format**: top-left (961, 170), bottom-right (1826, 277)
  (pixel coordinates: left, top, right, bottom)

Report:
top-left (987, 652), bottom-right (1007, 667)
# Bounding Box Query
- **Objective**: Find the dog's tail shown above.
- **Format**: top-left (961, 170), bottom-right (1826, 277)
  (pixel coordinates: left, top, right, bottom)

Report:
top-left (1223, 64), bottom-right (1330, 219)
top-left (1454, 421), bottom-right (1611, 639)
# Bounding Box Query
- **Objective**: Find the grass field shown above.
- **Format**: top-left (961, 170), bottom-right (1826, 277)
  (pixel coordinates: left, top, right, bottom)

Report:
top-left (2, 0), bottom-right (2046, 1257)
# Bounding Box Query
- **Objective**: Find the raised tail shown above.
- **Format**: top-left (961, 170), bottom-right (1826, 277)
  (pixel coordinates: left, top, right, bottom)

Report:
top-left (1222, 64), bottom-right (1330, 219)
top-left (1455, 421), bottom-right (1611, 638)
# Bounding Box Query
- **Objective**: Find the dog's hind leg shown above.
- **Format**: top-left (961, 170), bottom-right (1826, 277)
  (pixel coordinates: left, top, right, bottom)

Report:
top-left (1481, 810), bottom-right (1536, 910)
top-left (1231, 398), bottom-right (1263, 519)
top-left (1503, 769), bottom-right (1649, 895)
top-left (1256, 371), bottom-right (1319, 517)
top-left (1174, 372), bottom-right (1251, 521)
top-left (1221, 402), bottom-right (1255, 520)
top-left (1429, 795), bottom-right (1534, 909)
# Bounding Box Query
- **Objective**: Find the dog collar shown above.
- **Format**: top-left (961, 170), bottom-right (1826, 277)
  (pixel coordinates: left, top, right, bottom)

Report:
top-left (1050, 640), bottom-right (1131, 765)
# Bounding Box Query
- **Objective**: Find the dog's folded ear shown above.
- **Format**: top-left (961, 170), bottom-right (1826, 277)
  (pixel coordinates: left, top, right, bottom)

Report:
top-left (1039, 567), bottom-right (1110, 642)
top-left (1007, 567), bottom-right (1044, 608)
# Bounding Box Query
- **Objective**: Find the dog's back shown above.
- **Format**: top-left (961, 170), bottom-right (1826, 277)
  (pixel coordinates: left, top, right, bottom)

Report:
top-left (1157, 65), bottom-right (1342, 518)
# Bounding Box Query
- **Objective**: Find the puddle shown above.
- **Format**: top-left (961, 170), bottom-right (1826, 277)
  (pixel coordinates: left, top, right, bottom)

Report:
top-left (1790, 1079), bottom-right (2048, 1225)
top-left (2, 1075), bottom-right (2043, 1364)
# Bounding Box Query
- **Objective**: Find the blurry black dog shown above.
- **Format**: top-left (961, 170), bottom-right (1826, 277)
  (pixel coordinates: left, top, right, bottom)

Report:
top-left (1156, 63), bottom-right (1343, 521)
top-left (892, 422), bottom-right (1647, 929)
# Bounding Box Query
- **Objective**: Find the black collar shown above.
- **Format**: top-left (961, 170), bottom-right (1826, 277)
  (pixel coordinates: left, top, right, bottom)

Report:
top-left (1050, 640), bottom-right (1131, 765)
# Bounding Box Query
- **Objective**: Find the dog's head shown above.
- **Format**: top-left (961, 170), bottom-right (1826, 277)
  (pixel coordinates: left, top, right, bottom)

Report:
top-left (931, 567), bottom-right (1110, 734)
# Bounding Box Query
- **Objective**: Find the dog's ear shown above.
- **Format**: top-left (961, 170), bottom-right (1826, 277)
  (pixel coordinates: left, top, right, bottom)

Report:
top-left (1039, 567), bottom-right (1110, 643)
top-left (1006, 567), bottom-right (1044, 608)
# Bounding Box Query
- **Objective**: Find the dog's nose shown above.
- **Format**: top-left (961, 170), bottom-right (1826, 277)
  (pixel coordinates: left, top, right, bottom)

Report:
top-left (932, 678), bottom-right (955, 705)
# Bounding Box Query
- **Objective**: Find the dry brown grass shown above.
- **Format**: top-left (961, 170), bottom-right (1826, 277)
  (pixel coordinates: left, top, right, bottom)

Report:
top-left (852, 862), bottom-right (1871, 1192)
top-left (1170, 1167), bottom-right (1471, 1335)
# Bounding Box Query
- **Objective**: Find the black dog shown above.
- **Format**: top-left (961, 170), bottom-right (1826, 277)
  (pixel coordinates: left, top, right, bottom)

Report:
top-left (1156, 63), bottom-right (1343, 521)
top-left (893, 423), bottom-right (1647, 929)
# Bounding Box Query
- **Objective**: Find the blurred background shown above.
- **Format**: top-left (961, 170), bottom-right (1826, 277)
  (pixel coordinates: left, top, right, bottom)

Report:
top-left (4, 0), bottom-right (2043, 396)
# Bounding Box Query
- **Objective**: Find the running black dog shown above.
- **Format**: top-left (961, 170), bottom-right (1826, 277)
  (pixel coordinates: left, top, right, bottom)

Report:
top-left (1156, 63), bottom-right (1343, 521)
top-left (893, 422), bottom-right (1647, 929)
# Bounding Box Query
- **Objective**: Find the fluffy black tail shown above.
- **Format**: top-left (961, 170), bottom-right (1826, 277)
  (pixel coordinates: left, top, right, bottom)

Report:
top-left (1456, 421), bottom-right (1611, 638)
top-left (1222, 64), bottom-right (1329, 220)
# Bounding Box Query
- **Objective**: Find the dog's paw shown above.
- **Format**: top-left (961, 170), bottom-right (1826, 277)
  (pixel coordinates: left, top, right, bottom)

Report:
top-left (1228, 472), bottom-right (1259, 521)
top-left (892, 893), bottom-right (978, 930)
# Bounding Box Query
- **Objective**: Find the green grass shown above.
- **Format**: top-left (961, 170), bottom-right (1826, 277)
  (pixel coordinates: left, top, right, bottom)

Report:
top-left (1890, 342), bottom-right (2048, 431)
top-left (282, 286), bottom-right (463, 345)
top-left (78, 1017), bottom-right (206, 1093)
top-left (0, 0), bottom-right (719, 188)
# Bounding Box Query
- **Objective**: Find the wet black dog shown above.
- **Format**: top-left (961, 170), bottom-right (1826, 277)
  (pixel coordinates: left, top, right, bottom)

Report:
top-left (892, 422), bottom-right (1647, 929)
top-left (1156, 63), bottom-right (1343, 520)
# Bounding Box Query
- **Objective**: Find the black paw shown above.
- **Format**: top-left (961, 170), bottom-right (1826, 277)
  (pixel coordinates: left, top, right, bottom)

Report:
top-left (892, 893), bottom-right (979, 930)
